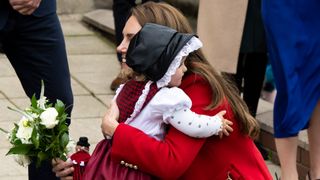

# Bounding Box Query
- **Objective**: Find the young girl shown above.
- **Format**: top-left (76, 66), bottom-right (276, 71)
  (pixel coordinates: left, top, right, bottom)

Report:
top-left (83, 23), bottom-right (233, 179)
top-left (112, 23), bottom-right (233, 140)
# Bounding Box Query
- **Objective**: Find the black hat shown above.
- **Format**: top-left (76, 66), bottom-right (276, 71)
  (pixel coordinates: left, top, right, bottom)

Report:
top-left (76, 137), bottom-right (90, 147)
top-left (126, 23), bottom-right (195, 82)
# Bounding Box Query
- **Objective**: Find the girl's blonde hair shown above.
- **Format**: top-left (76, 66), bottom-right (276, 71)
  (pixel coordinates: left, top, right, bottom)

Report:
top-left (131, 2), bottom-right (259, 138)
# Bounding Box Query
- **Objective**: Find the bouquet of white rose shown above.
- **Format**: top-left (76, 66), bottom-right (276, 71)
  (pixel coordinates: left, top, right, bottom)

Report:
top-left (0, 81), bottom-right (69, 167)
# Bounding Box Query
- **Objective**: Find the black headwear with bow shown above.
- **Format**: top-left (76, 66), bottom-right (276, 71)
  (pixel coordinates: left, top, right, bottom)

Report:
top-left (126, 23), bottom-right (195, 81)
top-left (76, 137), bottom-right (90, 148)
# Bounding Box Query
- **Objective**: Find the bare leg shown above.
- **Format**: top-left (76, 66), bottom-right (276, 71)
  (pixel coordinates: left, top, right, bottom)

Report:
top-left (275, 137), bottom-right (299, 180)
top-left (308, 100), bottom-right (320, 179)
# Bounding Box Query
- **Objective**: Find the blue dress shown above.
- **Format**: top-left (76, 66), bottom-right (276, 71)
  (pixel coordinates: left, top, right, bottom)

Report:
top-left (261, 0), bottom-right (320, 138)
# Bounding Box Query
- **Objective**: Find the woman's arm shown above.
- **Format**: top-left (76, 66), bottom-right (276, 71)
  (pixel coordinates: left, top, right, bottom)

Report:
top-left (111, 124), bottom-right (204, 179)
top-left (110, 77), bottom-right (218, 179)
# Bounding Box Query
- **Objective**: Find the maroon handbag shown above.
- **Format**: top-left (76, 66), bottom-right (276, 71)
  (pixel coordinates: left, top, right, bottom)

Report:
top-left (83, 139), bottom-right (152, 180)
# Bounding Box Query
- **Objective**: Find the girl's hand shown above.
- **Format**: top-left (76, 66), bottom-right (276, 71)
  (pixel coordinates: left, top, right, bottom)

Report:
top-left (101, 101), bottom-right (120, 138)
top-left (215, 111), bottom-right (233, 138)
top-left (219, 119), bottom-right (234, 138)
top-left (52, 158), bottom-right (74, 180)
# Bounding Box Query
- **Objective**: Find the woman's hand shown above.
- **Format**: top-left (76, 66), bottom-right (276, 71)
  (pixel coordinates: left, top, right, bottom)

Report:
top-left (52, 158), bottom-right (74, 180)
top-left (101, 101), bottom-right (120, 138)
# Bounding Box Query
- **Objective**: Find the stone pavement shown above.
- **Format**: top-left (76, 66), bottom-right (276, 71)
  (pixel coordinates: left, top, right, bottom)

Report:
top-left (0, 14), bottom-right (280, 179)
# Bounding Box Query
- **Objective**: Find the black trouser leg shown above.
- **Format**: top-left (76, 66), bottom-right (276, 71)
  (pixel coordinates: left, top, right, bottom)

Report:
top-left (237, 53), bottom-right (269, 160)
top-left (241, 53), bottom-right (268, 117)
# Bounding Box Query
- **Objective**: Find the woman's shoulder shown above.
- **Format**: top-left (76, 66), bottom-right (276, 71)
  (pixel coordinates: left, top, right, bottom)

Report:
top-left (180, 73), bottom-right (211, 95)
top-left (182, 73), bottom-right (207, 83)
top-left (180, 73), bottom-right (208, 89)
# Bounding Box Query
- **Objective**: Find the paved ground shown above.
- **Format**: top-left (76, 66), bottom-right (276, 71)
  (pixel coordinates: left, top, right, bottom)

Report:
top-left (0, 14), bottom-right (280, 179)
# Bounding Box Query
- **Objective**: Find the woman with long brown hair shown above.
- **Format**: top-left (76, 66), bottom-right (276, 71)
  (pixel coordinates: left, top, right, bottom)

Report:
top-left (53, 2), bottom-right (272, 179)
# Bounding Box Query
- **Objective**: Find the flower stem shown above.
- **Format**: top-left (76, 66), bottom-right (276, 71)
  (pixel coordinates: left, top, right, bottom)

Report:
top-left (7, 106), bottom-right (33, 120)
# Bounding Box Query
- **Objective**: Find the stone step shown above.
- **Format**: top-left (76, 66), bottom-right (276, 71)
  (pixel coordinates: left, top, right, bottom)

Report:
top-left (83, 9), bottom-right (115, 36)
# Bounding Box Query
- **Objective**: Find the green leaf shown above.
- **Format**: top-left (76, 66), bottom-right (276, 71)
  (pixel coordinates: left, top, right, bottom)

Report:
top-left (7, 144), bottom-right (33, 155)
top-left (35, 151), bottom-right (48, 168)
top-left (58, 114), bottom-right (68, 125)
top-left (12, 136), bottom-right (22, 145)
top-left (31, 128), bottom-right (39, 149)
top-left (55, 100), bottom-right (65, 115)
top-left (55, 99), bottom-right (65, 108)
top-left (60, 154), bottom-right (67, 161)
top-left (14, 123), bottom-right (19, 129)
top-left (26, 150), bottom-right (37, 157)
top-left (31, 94), bottom-right (38, 109)
top-left (37, 151), bottom-right (48, 162)
top-left (60, 133), bottom-right (69, 149)
top-left (29, 106), bottom-right (42, 114)
top-left (45, 139), bottom-right (57, 151)
top-left (58, 124), bottom-right (68, 134)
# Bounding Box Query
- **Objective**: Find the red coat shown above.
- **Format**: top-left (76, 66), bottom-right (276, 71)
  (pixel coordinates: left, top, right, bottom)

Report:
top-left (70, 150), bottom-right (91, 180)
top-left (111, 73), bottom-right (272, 180)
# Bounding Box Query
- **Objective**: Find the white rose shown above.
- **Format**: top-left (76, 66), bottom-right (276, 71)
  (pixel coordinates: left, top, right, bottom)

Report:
top-left (13, 154), bottom-right (31, 167)
top-left (40, 107), bottom-right (59, 129)
top-left (16, 117), bottom-right (33, 144)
